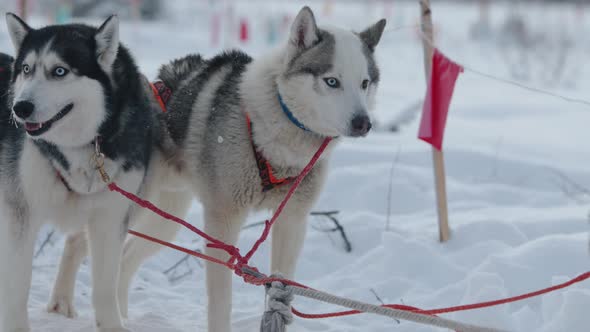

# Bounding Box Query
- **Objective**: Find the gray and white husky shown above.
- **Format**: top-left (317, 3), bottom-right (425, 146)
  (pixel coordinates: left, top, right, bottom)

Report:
top-left (46, 6), bottom-right (386, 332)
top-left (0, 14), bottom-right (162, 332)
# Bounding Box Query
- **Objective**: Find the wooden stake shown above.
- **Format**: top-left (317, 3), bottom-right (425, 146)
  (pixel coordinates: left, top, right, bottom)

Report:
top-left (419, 0), bottom-right (450, 242)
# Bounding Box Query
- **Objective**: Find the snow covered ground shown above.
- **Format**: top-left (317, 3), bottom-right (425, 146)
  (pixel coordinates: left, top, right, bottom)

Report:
top-left (1, 0), bottom-right (590, 331)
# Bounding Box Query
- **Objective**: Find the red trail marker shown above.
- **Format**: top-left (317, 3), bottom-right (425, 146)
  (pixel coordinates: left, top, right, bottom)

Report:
top-left (418, 49), bottom-right (463, 150)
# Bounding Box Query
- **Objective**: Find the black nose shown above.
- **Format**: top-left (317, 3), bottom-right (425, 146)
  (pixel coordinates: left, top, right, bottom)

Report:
top-left (350, 114), bottom-right (372, 137)
top-left (13, 101), bottom-right (35, 119)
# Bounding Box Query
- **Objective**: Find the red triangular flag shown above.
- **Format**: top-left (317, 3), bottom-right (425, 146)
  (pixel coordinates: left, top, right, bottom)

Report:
top-left (418, 49), bottom-right (463, 150)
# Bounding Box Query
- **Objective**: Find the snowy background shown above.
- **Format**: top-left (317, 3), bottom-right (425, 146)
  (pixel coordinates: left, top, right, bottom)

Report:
top-left (1, 0), bottom-right (590, 331)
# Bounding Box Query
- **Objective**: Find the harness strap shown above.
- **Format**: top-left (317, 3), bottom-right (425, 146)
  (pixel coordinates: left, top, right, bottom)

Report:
top-left (150, 81), bottom-right (172, 113)
top-left (245, 112), bottom-right (296, 192)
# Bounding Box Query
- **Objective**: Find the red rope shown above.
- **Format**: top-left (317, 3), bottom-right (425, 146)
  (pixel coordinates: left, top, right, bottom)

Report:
top-left (108, 182), bottom-right (241, 262)
top-left (106, 136), bottom-right (590, 323)
top-left (291, 305), bottom-right (427, 319)
top-left (109, 136), bottom-right (332, 276)
top-left (126, 227), bottom-right (447, 321)
top-left (243, 137), bottom-right (333, 262)
top-left (127, 230), bottom-right (232, 269)
top-left (422, 271), bottom-right (590, 315)
top-left (287, 272), bottom-right (590, 319)
top-left (126, 226), bottom-right (590, 322)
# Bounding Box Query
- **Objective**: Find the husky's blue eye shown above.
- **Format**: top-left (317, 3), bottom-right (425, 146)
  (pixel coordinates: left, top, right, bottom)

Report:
top-left (323, 77), bottom-right (340, 88)
top-left (22, 64), bottom-right (30, 74)
top-left (53, 67), bottom-right (68, 78)
top-left (361, 79), bottom-right (370, 90)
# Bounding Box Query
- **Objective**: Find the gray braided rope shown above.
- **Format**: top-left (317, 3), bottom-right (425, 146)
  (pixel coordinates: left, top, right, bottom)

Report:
top-left (290, 286), bottom-right (508, 332)
top-left (260, 278), bottom-right (294, 332)
top-left (251, 270), bottom-right (507, 332)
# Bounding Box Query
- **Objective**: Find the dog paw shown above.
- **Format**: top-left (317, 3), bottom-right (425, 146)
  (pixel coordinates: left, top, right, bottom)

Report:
top-left (46, 295), bottom-right (78, 318)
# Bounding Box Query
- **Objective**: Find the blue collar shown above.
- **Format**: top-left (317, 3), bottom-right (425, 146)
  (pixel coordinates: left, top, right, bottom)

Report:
top-left (278, 94), bottom-right (312, 132)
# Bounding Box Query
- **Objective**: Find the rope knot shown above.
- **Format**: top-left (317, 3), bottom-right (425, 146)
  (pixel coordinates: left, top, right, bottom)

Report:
top-left (260, 274), bottom-right (294, 332)
top-left (206, 242), bottom-right (245, 267)
top-left (204, 243), bottom-right (263, 284)
top-left (235, 265), bottom-right (264, 285)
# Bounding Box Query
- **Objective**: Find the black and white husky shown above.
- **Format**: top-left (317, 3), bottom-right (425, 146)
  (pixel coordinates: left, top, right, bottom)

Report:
top-left (42, 6), bottom-right (386, 332)
top-left (0, 14), bottom-right (160, 332)
top-left (120, 7), bottom-right (385, 331)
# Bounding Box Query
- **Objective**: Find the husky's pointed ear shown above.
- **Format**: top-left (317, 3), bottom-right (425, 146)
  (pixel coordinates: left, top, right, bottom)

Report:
top-left (359, 19), bottom-right (387, 52)
top-left (95, 15), bottom-right (119, 71)
top-left (6, 13), bottom-right (31, 51)
top-left (289, 7), bottom-right (319, 50)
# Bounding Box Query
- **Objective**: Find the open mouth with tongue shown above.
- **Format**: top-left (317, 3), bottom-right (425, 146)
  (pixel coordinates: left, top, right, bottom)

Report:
top-left (23, 103), bottom-right (74, 137)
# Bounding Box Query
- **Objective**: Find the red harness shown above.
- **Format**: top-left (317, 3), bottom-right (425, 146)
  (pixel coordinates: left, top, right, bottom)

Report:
top-left (152, 81), bottom-right (292, 191)
top-left (150, 81), bottom-right (171, 112)
top-left (245, 113), bottom-right (295, 192)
